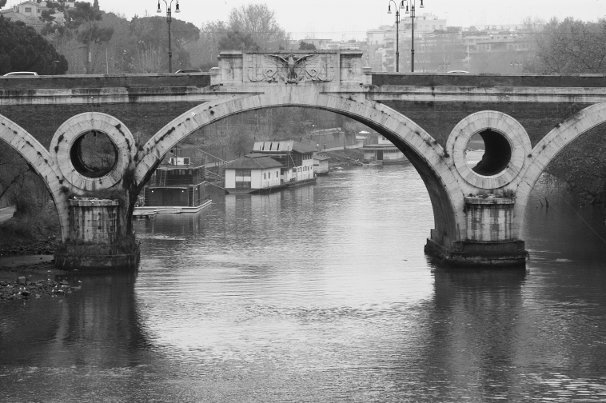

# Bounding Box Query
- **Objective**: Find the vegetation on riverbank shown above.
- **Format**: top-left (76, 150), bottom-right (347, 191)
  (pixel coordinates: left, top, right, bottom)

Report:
top-left (0, 202), bottom-right (58, 257)
top-left (545, 127), bottom-right (606, 207)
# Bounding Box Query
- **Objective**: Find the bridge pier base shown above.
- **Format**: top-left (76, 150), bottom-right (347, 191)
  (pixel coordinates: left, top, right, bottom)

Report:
top-left (54, 198), bottom-right (140, 271)
top-left (425, 239), bottom-right (527, 267)
top-left (425, 196), bottom-right (528, 267)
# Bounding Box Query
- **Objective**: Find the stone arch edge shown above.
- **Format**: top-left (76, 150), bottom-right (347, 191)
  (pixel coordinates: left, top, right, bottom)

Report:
top-left (135, 88), bottom-right (466, 247)
top-left (0, 114), bottom-right (69, 240)
top-left (513, 102), bottom-right (606, 236)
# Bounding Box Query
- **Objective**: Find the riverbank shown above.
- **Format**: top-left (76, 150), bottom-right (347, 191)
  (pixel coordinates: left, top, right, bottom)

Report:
top-left (0, 257), bottom-right (77, 302)
top-left (0, 206), bottom-right (73, 302)
top-left (322, 148), bottom-right (365, 168)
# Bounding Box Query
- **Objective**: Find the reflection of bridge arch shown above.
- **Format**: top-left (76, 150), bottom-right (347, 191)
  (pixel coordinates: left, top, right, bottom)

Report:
top-left (0, 114), bottom-right (69, 237)
top-left (514, 102), bottom-right (606, 232)
top-left (135, 87), bottom-right (462, 248)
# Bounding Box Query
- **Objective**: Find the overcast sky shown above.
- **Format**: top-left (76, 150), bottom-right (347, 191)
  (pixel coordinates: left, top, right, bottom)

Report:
top-left (8, 0), bottom-right (606, 39)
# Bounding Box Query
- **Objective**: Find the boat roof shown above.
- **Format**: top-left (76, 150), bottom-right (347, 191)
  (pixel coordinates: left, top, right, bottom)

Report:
top-left (156, 164), bottom-right (205, 170)
top-left (252, 140), bottom-right (316, 154)
top-left (225, 155), bottom-right (283, 170)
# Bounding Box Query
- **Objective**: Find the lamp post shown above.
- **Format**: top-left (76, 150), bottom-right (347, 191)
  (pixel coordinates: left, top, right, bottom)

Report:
top-left (387, 0), bottom-right (402, 72)
top-left (157, 0), bottom-right (180, 73)
top-left (402, 0), bottom-right (424, 72)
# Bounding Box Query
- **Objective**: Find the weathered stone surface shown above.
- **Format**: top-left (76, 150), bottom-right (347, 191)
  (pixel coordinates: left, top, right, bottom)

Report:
top-left (3, 51), bottom-right (605, 268)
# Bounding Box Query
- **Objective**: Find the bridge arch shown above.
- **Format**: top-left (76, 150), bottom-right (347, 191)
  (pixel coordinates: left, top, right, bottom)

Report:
top-left (0, 114), bottom-right (69, 237)
top-left (135, 87), bottom-right (464, 248)
top-left (514, 102), bottom-right (606, 231)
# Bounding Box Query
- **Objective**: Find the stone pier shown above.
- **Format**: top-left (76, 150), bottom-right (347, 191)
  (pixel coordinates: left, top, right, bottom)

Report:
top-left (54, 198), bottom-right (139, 271)
top-left (426, 196), bottom-right (527, 267)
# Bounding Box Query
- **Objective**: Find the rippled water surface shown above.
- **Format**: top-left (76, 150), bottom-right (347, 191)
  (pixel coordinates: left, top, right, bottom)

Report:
top-left (2, 165), bottom-right (606, 402)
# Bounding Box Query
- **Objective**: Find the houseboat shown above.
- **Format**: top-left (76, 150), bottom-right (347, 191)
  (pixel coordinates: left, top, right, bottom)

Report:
top-left (224, 140), bottom-right (317, 194)
top-left (362, 135), bottom-right (408, 164)
top-left (135, 157), bottom-right (212, 214)
top-left (223, 154), bottom-right (285, 194)
top-left (313, 153), bottom-right (330, 175)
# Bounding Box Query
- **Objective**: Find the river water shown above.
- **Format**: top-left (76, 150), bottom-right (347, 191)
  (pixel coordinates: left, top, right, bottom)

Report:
top-left (2, 164), bottom-right (606, 402)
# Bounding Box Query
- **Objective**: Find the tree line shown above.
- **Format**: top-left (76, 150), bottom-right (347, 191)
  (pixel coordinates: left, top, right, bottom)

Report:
top-left (2, 2), bottom-right (606, 76)
top-left (0, 1), bottom-right (291, 75)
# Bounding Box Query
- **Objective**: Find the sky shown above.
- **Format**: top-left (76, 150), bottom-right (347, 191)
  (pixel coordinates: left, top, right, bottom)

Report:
top-left (7, 0), bottom-right (606, 40)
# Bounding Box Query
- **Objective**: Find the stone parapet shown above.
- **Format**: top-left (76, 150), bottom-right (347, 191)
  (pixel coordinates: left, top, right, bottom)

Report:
top-left (213, 51), bottom-right (366, 87)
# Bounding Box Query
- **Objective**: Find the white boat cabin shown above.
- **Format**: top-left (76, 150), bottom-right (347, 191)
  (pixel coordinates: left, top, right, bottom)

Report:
top-left (251, 140), bottom-right (316, 184)
top-left (224, 155), bottom-right (283, 192)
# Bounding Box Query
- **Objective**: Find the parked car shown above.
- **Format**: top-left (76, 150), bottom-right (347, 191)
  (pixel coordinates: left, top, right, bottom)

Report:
top-left (175, 69), bottom-right (202, 74)
top-left (447, 70), bottom-right (470, 74)
top-left (3, 71), bottom-right (39, 77)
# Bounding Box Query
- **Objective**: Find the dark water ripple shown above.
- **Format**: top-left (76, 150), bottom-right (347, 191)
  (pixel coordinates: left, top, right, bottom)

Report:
top-left (2, 166), bottom-right (606, 401)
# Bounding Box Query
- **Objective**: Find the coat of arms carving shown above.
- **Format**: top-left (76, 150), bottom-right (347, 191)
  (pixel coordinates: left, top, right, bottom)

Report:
top-left (247, 53), bottom-right (334, 84)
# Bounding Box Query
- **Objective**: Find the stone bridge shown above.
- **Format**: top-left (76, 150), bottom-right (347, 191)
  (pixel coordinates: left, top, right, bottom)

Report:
top-left (1, 50), bottom-right (606, 269)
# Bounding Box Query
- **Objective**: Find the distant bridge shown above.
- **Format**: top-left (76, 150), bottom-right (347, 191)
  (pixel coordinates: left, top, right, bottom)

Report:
top-left (2, 50), bottom-right (606, 269)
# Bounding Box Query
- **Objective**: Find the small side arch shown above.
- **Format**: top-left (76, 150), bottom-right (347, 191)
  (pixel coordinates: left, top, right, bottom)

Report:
top-left (0, 114), bottom-right (69, 239)
top-left (50, 112), bottom-right (137, 192)
top-left (135, 86), bottom-right (465, 248)
top-left (447, 110), bottom-right (531, 190)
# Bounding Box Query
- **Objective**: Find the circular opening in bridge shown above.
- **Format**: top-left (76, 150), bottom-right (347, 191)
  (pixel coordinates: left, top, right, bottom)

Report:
top-left (465, 129), bottom-right (512, 176)
top-left (70, 131), bottom-right (118, 178)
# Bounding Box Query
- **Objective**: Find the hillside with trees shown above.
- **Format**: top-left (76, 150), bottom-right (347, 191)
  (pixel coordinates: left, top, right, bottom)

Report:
top-left (0, 17), bottom-right (67, 74)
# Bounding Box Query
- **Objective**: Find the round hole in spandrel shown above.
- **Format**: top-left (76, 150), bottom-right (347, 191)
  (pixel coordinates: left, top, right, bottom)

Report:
top-left (465, 129), bottom-right (512, 176)
top-left (70, 131), bottom-right (118, 178)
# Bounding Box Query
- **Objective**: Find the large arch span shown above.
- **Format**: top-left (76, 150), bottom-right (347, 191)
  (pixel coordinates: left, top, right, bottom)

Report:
top-left (0, 114), bottom-right (69, 236)
top-left (134, 87), bottom-right (463, 249)
top-left (514, 102), bottom-right (606, 232)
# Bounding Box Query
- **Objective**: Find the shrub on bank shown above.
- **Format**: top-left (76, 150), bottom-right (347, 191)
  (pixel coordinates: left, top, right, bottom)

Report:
top-left (0, 200), bottom-right (58, 254)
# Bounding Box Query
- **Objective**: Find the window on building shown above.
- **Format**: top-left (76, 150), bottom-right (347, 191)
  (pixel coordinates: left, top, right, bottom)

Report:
top-left (24, 7), bottom-right (32, 13)
top-left (235, 169), bottom-right (251, 177)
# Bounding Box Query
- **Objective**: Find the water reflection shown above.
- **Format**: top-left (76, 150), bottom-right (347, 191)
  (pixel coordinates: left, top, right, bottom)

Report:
top-left (0, 272), bottom-right (160, 401)
top-left (2, 167), bottom-right (606, 401)
top-left (420, 268), bottom-right (527, 401)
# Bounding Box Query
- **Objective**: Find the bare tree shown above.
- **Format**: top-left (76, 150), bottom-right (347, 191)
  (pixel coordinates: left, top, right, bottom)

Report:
top-left (227, 4), bottom-right (288, 51)
top-left (528, 18), bottom-right (606, 74)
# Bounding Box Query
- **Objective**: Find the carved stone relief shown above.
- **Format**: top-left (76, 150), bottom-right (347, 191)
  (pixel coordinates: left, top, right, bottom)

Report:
top-left (246, 53), bottom-right (336, 84)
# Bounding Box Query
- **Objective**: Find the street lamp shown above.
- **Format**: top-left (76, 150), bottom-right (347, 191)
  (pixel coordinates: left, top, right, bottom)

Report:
top-left (387, 0), bottom-right (403, 72)
top-left (157, 0), bottom-right (180, 73)
top-left (402, 0), bottom-right (424, 72)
